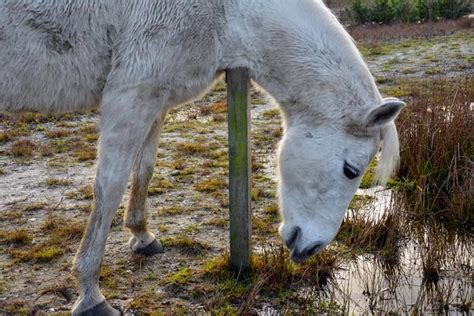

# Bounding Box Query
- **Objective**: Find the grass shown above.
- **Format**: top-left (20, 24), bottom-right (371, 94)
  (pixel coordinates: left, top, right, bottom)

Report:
top-left (425, 66), bottom-right (442, 75)
top-left (338, 206), bottom-right (402, 258)
top-left (206, 217), bottom-right (228, 227)
top-left (46, 128), bottom-right (72, 138)
top-left (32, 246), bottom-right (63, 262)
top-left (39, 144), bottom-right (53, 157)
top-left (0, 299), bottom-right (32, 315)
top-left (165, 268), bottom-right (194, 285)
top-left (74, 145), bottom-right (97, 161)
top-left (45, 218), bottom-right (85, 246)
top-left (263, 202), bottom-right (279, 217)
top-left (261, 108), bottom-right (281, 119)
top-left (46, 178), bottom-right (72, 187)
top-left (162, 234), bottom-right (211, 255)
top-left (359, 159), bottom-right (378, 188)
top-left (348, 194), bottom-right (374, 210)
top-left (393, 77), bottom-right (473, 227)
top-left (18, 202), bottom-right (48, 212)
top-left (200, 246), bottom-right (343, 313)
top-left (158, 206), bottom-right (187, 216)
top-left (175, 141), bottom-right (207, 155)
top-left (148, 178), bottom-right (175, 196)
top-left (5, 216), bottom-right (84, 264)
top-left (67, 185), bottom-right (94, 200)
top-left (11, 139), bottom-right (36, 157)
top-left (0, 131), bottom-right (11, 143)
top-left (349, 17), bottom-right (473, 43)
top-left (127, 289), bottom-right (165, 314)
top-left (8, 245), bottom-right (63, 263)
top-left (195, 177), bottom-right (227, 193)
top-left (0, 229), bottom-right (32, 245)
top-left (211, 101), bottom-right (228, 114)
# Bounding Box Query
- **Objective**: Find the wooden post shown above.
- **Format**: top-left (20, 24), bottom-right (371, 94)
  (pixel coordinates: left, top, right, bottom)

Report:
top-left (226, 68), bottom-right (252, 278)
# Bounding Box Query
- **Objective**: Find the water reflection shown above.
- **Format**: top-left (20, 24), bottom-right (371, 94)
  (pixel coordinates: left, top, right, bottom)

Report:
top-left (326, 189), bottom-right (472, 315)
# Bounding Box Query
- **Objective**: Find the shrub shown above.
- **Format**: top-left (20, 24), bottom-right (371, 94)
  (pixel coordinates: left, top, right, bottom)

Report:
top-left (351, 0), bottom-right (471, 24)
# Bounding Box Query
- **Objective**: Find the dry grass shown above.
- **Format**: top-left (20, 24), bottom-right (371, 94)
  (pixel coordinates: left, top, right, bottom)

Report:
top-left (5, 215), bottom-right (85, 264)
top-left (394, 77), bottom-right (473, 227)
top-left (338, 206), bottom-right (402, 260)
top-left (162, 234), bottom-right (211, 255)
top-left (43, 217), bottom-right (85, 246)
top-left (39, 144), bottom-right (53, 157)
top-left (148, 178), bottom-right (175, 196)
top-left (46, 178), bottom-right (72, 187)
top-left (175, 141), bottom-right (207, 155)
top-left (46, 128), bottom-right (72, 138)
top-left (211, 101), bottom-right (228, 114)
top-left (195, 177), bottom-right (227, 193)
top-left (67, 185), bottom-right (94, 200)
top-left (11, 139), bottom-right (36, 157)
top-left (349, 17), bottom-right (473, 43)
top-left (74, 145), bottom-right (97, 161)
top-left (0, 229), bottom-right (32, 245)
top-left (202, 246), bottom-right (342, 313)
top-left (0, 131), bottom-right (11, 143)
top-left (8, 245), bottom-right (63, 263)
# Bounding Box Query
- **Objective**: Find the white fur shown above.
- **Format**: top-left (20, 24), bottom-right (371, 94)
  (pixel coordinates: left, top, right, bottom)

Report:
top-left (0, 0), bottom-right (403, 313)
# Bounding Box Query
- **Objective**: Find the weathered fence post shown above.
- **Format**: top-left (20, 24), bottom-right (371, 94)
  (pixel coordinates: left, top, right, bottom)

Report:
top-left (226, 68), bottom-right (252, 278)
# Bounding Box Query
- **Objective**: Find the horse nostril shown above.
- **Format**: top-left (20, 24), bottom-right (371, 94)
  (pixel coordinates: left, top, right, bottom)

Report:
top-left (285, 226), bottom-right (301, 249)
top-left (305, 242), bottom-right (323, 257)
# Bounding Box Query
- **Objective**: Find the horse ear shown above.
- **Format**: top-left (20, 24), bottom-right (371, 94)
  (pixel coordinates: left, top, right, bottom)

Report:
top-left (365, 98), bottom-right (405, 129)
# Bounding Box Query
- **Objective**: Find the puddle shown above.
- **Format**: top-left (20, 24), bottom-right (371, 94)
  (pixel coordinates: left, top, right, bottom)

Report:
top-left (320, 189), bottom-right (473, 314)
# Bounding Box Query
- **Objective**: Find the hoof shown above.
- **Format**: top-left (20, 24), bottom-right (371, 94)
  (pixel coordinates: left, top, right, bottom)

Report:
top-left (74, 300), bottom-right (120, 316)
top-left (134, 238), bottom-right (164, 256)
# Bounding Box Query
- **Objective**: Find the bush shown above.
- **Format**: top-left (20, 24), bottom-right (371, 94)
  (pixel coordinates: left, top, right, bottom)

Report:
top-left (351, 0), bottom-right (471, 24)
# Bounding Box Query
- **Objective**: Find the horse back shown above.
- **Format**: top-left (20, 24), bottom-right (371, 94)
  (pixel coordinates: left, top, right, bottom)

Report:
top-left (0, 1), bottom-right (120, 113)
top-left (0, 0), bottom-right (226, 114)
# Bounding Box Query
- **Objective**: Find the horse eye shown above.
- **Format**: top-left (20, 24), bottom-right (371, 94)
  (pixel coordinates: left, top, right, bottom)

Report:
top-left (343, 161), bottom-right (360, 180)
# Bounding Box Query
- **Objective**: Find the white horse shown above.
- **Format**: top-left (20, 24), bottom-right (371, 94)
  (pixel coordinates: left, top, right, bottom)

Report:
top-left (0, 0), bottom-right (405, 314)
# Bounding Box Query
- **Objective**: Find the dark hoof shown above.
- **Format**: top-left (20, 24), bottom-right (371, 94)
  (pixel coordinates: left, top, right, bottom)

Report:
top-left (134, 239), bottom-right (164, 256)
top-left (75, 300), bottom-right (120, 316)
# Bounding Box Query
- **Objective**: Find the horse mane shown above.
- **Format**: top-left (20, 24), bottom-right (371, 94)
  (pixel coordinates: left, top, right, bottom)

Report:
top-left (375, 122), bottom-right (400, 185)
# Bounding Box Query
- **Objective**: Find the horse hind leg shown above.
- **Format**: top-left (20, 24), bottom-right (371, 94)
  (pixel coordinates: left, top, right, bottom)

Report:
top-left (72, 88), bottom-right (164, 316)
top-left (125, 114), bottom-right (166, 256)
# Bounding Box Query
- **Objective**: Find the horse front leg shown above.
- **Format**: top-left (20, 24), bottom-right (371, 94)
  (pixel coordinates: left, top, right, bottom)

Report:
top-left (125, 113), bottom-right (166, 256)
top-left (71, 89), bottom-right (164, 316)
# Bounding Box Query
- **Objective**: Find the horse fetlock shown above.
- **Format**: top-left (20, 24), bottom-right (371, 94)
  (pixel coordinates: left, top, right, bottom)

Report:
top-left (71, 285), bottom-right (107, 313)
top-left (124, 217), bottom-right (147, 232)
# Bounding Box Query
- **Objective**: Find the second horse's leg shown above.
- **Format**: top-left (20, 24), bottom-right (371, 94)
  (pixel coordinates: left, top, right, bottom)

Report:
top-left (125, 114), bottom-right (166, 256)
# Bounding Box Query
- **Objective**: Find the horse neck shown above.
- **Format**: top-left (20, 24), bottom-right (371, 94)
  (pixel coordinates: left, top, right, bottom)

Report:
top-left (221, 0), bottom-right (382, 122)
